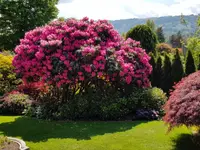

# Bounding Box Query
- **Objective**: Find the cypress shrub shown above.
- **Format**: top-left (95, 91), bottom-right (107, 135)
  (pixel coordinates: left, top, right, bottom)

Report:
top-left (161, 54), bottom-right (173, 94)
top-left (185, 50), bottom-right (196, 76)
top-left (149, 54), bottom-right (157, 86)
top-left (154, 56), bottom-right (163, 87)
top-left (156, 26), bottom-right (165, 43)
top-left (171, 49), bottom-right (184, 84)
top-left (126, 24), bottom-right (157, 53)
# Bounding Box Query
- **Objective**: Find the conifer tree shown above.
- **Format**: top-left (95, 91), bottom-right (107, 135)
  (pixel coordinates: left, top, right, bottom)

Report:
top-left (154, 56), bottom-right (163, 87)
top-left (161, 54), bottom-right (173, 93)
top-left (185, 50), bottom-right (196, 76)
top-left (171, 49), bottom-right (184, 84)
top-left (149, 54), bottom-right (156, 86)
top-left (156, 26), bottom-right (165, 43)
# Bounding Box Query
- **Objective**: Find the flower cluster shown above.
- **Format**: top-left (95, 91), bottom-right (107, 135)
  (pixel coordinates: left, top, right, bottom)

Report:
top-left (114, 39), bottom-right (152, 87)
top-left (13, 17), bottom-right (152, 88)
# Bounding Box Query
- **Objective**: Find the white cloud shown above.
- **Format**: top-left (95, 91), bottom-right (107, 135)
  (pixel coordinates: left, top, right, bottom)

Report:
top-left (56, 0), bottom-right (200, 20)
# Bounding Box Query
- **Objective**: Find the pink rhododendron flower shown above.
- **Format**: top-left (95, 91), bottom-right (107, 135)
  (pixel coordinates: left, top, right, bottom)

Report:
top-left (125, 76), bottom-right (132, 84)
top-left (98, 72), bottom-right (103, 77)
top-left (91, 72), bottom-right (96, 77)
top-left (79, 76), bottom-right (85, 81)
top-left (13, 17), bottom-right (152, 88)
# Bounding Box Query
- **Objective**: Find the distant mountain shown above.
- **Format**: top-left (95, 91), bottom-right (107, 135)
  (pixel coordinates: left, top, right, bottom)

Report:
top-left (110, 15), bottom-right (199, 39)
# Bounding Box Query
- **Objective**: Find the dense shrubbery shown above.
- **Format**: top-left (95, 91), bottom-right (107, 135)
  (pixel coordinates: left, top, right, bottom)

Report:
top-left (0, 91), bottom-right (32, 115)
top-left (150, 50), bottom-right (186, 94)
top-left (0, 53), bottom-right (20, 96)
top-left (25, 87), bottom-right (167, 120)
top-left (164, 71), bottom-right (200, 130)
top-left (126, 24), bottom-right (157, 53)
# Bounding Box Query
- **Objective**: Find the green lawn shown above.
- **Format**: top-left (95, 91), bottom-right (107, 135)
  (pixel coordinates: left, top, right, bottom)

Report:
top-left (0, 116), bottom-right (199, 150)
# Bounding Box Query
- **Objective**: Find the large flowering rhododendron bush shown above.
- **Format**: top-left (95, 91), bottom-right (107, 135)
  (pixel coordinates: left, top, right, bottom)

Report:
top-left (164, 71), bottom-right (200, 130)
top-left (13, 17), bottom-right (152, 101)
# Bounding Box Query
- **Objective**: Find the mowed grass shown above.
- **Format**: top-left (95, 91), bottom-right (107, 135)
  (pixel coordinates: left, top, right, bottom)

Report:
top-left (0, 116), bottom-right (199, 150)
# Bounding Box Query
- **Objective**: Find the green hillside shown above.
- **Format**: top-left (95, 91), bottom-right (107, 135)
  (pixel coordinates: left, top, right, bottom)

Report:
top-left (110, 15), bottom-right (199, 38)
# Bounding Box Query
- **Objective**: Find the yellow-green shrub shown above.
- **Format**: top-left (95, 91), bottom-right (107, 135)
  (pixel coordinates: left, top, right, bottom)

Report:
top-left (0, 53), bottom-right (19, 95)
top-left (156, 43), bottom-right (173, 53)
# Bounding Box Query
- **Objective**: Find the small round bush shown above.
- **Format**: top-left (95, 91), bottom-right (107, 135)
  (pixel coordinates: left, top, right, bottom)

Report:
top-left (0, 53), bottom-right (20, 95)
top-left (126, 24), bottom-right (157, 53)
top-left (156, 43), bottom-right (173, 53)
top-left (164, 71), bottom-right (200, 130)
top-left (0, 91), bottom-right (32, 115)
top-left (131, 87), bottom-right (167, 113)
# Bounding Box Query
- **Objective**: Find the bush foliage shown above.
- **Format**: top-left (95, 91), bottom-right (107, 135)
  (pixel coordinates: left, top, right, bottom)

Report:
top-left (0, 53), bottom-right (20, 95)
top-left (25, 87), bottom-right (167, 120)
top-left (0, 91), bottom-right (32, 115)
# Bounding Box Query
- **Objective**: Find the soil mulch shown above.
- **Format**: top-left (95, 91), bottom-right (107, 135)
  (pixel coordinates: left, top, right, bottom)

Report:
top-left (0, 141), bottom-right (19, 150)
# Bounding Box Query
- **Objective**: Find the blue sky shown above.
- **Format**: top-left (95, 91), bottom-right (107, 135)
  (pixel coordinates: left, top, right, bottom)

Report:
top-left (57, 0), bottom-right (200, 20)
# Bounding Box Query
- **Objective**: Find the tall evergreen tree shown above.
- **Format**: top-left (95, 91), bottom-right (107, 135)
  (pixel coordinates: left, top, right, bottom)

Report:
top-left (149, 54), bottom-right (156, 86)
top-left (171, 49), bottom-right (184, 84)
top-left (185, 50), bottom-right (196, 76)
top-left (161, 54), bottom-right (173, 94)
top-left (156, 26), bottom-right (165, 43)
top-left (146, 19), bottom-right (156, 32)
top-left (154, 56), bottom-right (163, 87)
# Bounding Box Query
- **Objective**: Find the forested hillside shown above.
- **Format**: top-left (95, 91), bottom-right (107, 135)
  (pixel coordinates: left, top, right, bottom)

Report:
top-left (110, 15), bottom-right (199, 38)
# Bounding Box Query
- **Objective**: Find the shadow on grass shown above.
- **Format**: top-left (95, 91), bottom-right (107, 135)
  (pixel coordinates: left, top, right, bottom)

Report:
top-left (172, 134), bottom-right (200, 150)
top-left (0, 117), bottom-right (144, 142)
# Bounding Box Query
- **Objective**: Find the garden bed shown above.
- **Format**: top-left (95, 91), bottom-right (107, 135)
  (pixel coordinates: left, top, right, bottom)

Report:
top-left (0, 136), bottom-right (29, 150)
top-left (1, 140), bottom-right (19, 150)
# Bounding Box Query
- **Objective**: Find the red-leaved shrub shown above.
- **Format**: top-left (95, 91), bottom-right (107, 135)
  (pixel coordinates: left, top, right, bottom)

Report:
top-left (164, 71), bottom-right (200, 130)
top-left (17, 81), bottom-right (49, 100)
